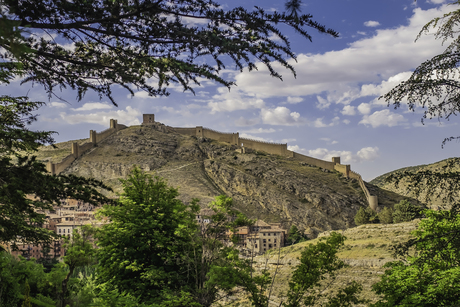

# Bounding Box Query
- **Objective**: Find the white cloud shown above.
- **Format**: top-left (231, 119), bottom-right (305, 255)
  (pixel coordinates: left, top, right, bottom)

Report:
top-left (364, 20), bottom-right (381, 27)
top-left (316, 96), bottom-right (331, 109)
top-left (260, 107), bottom-right (305, 126)
top-left (286, 96), bottom-right (304, 104)
top-left (343, 119), bottom-right (351, 124)
top-left (288, 146), bottom-right (380, 164)
top-left (341, 105), bottom-right (356, 116)
top-left (240, 133), bottom-right (268, 142)
top-left (49, 102), bottom-right (67, 108)
top-left (60, 106), bottom-right (141, 126)
top-left (312, 117), bottom-right (340, 128)
top-left (357, 147), bottom-right (380, 161)
top-left (428, 0), bottom-right (446, 4)
top-left (226, 6), bottom-right (450, 106)
top-left (357, 102), bottom-right (372, 115)
top-left (71, 102), bottom-right (113, 111)
top-left (208, 88), bottom-right (265, 113)
top-left (359, 109), bottom-right (406, 127)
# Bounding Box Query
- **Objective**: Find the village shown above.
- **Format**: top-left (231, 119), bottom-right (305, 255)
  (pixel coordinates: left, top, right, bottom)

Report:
top-left (5, 201), bottom-right (288, 260)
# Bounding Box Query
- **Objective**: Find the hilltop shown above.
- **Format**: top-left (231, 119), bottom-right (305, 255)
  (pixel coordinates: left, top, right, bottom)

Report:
top-left (370, 157), bottom-right (460, 208)
top-left (36, 118), bottom-right (409, 235)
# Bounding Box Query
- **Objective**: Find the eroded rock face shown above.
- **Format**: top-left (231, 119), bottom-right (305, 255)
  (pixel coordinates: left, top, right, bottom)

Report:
top-left (50, 124), bottom-right (403, 234)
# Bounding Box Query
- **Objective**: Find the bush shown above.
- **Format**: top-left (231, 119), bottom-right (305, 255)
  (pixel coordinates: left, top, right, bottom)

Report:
top-left (378, 206), bottom-right (394, 224)
top-left (392, 200), bottom-right (423, 223)
top-left (354, 207), bottom-right (377, 225)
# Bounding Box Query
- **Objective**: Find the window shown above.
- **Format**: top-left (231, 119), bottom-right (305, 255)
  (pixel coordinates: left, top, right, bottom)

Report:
top-left (264, 244), bottom-right (266, 247)
top-left (268, 239), bottom-right (271, 242)
top-left (269, 244), bottom-right (272, 248)
top-left (263, 233), bottom-right (266, 236)
top-left (59, 229), bottom-right (61, 233)
top-left (263, 239), bottom-right (266, 243)
top-left (268, 233), bottom-right (271, 236)
top-left (255, 244), bottom-right (258, 248)
top-left (274, 244), bottom-right (277, 247)
top-left (274, 239), bottom-right (277, 243)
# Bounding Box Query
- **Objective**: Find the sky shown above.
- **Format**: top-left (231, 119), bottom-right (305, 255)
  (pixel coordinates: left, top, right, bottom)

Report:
top-left (2, 0), bottom-right (459, 181)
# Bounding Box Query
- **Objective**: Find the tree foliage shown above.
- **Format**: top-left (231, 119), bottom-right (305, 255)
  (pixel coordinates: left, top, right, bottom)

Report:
top-left (0, 0), bottom-right (338, 104)
top-left (286, 225), bottom-right (308, 245)
top-left (354, 207), bottom-right (378, 226)
top-left (372, 209), bottom-right (460, 307)
top-left (378, 206), bottom-right (394, 224)
top-left (0, 96), bottom-right (111, 247)
top-left (381, 1), bottom-right (460, 145)
top-left (392, 200), bottom-right (423, 224)
top-left (95, 167), bottom-right (200, 304)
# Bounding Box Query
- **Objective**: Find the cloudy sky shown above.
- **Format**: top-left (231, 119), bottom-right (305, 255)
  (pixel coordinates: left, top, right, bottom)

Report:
top-left (2, 0), bottom-right (459, 181)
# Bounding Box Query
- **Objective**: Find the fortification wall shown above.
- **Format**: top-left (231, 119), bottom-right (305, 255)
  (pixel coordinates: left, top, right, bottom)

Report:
top-left (334, 164), bottom-right (350, 177)
top-left (349, 170), bottom-right (378, 210)
top-left (289, 151), bottom-right (335, 170)
top-left (240, 137), bottom-right (287, 156)
top-left (96, 128), bottom-right (116, 143)
top-left (203, 128), bottom-right (237, 145)
top-left (172, 127), bottom-right (197, 136)
top-left (47, 119), bottom-right (126, 175)
top-left (55, 154), bottom-right (76, 174)
top-left (79, 143), bottom-right (94, 156)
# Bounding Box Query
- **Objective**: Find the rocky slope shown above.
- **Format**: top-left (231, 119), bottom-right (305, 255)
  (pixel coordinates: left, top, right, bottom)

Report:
top-left (38, 122), bottom-right (408, 234)
top-left (370, 157), bottom-right (460, 208)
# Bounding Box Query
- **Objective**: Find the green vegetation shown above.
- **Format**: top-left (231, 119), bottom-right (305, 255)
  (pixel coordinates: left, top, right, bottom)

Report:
top-left (354, 207), bottom-right (378, 225)
top-left (392, 200), bottom-right (424, 223)
top-left (371, 209), bottom-right (460, 307)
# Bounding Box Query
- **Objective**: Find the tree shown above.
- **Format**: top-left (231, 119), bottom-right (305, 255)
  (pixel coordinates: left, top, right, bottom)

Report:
top-left (381, 1), bottom-right (460, 146)
top-left (95, 167), bottom-right (200, 304)
top-left (59, 226), bottom-right (97, 307)
top-left (282, 233), bottom-right (363, 307)
top-left (392, 200), bottom-right (423, 223)
top-left (0, 96), bottom-right (111, 247)
top-left (0, 0), bottom-right (338, 104)
top-left (378, 206), bottom-right (394, 224)
top-left (372, 209), bottom-right (460, 307)
top-left (286, 225), bottom-right (308, 245)
top-left (354, 207), bottom-right (377, 225)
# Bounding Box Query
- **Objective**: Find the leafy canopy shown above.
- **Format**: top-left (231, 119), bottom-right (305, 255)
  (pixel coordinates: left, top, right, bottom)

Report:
top-left (372, 209), bottom-right (460, 307)
top-left (0, 96), bottom-right (111, 246)
top-left (0, 0), bottom-right (338, 104)
top-left (381, 1), bottom-right (460, 146)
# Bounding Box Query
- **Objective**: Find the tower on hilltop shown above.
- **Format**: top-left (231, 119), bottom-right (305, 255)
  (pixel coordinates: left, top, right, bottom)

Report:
top-left (143, 114), bottom-right (155, 125)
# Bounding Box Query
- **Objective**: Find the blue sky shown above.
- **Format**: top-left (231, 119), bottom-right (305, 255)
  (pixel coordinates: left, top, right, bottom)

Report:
top-left (2, 0), bottom-right (458, 181)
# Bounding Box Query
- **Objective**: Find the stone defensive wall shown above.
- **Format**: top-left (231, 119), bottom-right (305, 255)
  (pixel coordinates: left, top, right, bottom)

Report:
top-left (46, 119), bottom-right (126, 175)
top-left (240, 137), bottom-right (288, 156)
top-left (350, 170), bottom-right (378, 211)
top-left (161, 113), bottom-right (378, 210)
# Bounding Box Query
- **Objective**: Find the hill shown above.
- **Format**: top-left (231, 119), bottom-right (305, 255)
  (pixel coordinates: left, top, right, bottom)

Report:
top-left (370, 157), bottom-right (460, 208)
top-left (36, 120), bottom-right (409, 235)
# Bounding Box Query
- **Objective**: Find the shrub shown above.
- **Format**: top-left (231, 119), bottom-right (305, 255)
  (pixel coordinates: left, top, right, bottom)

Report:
top-left (354, 207), bottom-right (377, 225)
top-left (393, 200), bottom-right (423, 223)
top-left (378, 206), bottom-right (394, 224)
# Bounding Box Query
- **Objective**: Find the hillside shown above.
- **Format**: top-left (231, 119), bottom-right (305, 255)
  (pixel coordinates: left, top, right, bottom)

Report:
top-left (370, 157), bottom-right (460, 208)
top-left (37, 121), bottom-right (409, 235)
top-left (219, 220), bottom-right (419, 306)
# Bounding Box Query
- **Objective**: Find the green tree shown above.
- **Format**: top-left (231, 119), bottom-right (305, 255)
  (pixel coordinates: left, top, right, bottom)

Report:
top-left (188, 195), bottom-right (253, 306)
top-left (59, 226), bottom-right (97, 307)
top-left (378, 206), bottom-right (394, 224)
top-left (392, 200), bottom-right (423, 223)
top-left (354, 207), bottom-right (377, 225)
top-left (0, 0), bottom-right (338, 104)
top-left (95, 167), bottom-right (200, 304)
top-left (282, 233), bottom-right (363, 307)
top-left (372, 209), bottom-right (460, 307)
top-left (286, 225), bottom-right (308, 245)
top-left (0, 96), bottom-right (111, 247)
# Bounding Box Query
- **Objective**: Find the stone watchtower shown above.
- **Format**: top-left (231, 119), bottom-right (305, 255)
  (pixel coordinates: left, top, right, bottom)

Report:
top-left (143, 114), bottom-right (155, 125)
